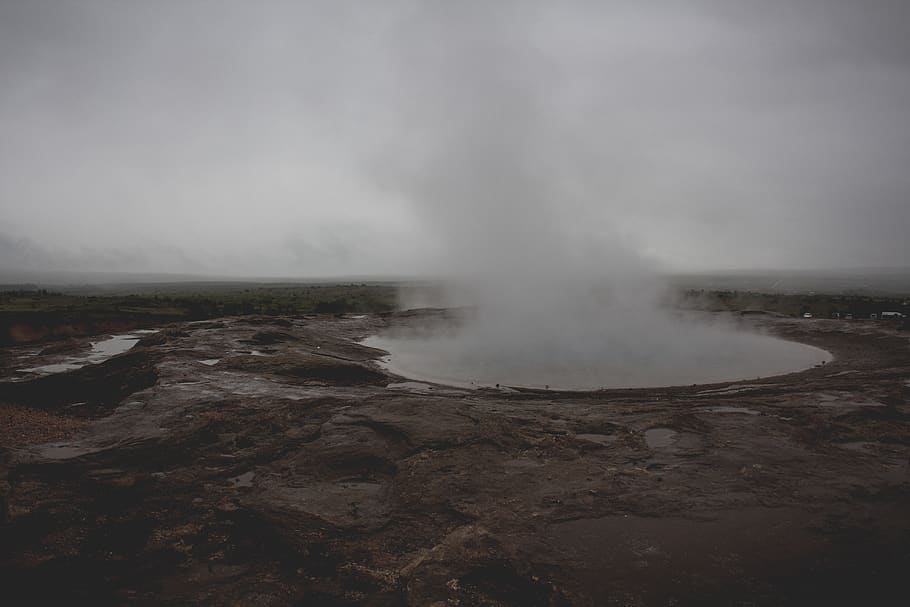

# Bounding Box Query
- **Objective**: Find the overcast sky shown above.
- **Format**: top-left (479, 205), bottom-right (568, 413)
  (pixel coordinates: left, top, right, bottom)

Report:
top-left (1, 0), bottom-right (908, 278)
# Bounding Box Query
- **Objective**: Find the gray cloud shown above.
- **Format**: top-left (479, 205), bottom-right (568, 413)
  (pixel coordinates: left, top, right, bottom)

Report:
top-left (1, 0), bottom-right (908, 278)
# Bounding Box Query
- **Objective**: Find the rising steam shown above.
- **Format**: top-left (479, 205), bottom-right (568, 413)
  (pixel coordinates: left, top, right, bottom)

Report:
top-left (367, 4), bottom-right (830, 388)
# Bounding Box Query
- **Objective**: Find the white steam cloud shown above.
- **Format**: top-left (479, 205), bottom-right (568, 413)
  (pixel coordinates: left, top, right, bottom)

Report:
top-left (369, 4), bottom-right (830, 389)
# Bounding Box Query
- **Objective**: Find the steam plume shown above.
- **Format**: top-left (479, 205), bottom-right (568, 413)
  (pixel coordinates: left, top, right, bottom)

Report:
top-left (369, 4), bottom-right (829, 389)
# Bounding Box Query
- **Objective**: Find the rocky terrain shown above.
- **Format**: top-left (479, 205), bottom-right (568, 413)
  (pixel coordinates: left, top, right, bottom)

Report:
top-left (1, 312), bottom-right (908, 606)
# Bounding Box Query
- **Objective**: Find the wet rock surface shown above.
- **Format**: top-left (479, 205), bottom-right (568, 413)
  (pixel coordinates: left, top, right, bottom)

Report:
top-left (1, 314), bottom-right (909, 605)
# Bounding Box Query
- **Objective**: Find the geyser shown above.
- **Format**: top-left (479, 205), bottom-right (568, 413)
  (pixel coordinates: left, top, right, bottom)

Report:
top-left (374, 4), bottom-right (831, 390)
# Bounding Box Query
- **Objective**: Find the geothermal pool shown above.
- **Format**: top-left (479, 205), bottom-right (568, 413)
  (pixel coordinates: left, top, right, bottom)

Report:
top-left (364, 329), bottom-right (832, 390)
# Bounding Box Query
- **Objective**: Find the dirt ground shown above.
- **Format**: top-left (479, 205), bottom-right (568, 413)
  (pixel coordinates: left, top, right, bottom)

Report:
top-left (1, 313), bottom-right (908, 606)
top-left (0, 402), bottom-right (91, 447)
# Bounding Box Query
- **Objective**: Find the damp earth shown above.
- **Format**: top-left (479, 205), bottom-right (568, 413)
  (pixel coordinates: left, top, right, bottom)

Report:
top-left (1, 311), bottom-right (909, 606)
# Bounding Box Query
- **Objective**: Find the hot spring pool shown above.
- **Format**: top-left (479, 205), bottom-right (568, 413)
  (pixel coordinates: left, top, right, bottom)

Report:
top-left (363, 328), bottom-right (832, 390)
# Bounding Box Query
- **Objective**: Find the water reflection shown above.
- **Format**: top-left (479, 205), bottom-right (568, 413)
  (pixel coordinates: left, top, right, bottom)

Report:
top-left (21, 332), bottom-right (153, 375)
top-left (365, 329), bottom-right (832, 391)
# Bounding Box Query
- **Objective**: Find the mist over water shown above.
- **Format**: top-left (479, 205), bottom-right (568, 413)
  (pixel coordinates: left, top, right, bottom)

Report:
top-left (368, 5), bottom-right (831, 389)
top-left (368, 327), bottom-right (829, 390)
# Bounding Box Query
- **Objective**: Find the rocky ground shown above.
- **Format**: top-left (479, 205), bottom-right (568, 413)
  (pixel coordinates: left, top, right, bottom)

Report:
top-left (0, 312), bottom-right (908, 606)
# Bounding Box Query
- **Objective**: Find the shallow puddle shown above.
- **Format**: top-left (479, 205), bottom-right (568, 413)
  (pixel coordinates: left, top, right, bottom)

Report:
top-left (697, 383), bottom-right (779, 396)
top-left (707, 406), bottom-right (760, 415)
top-left (21, 361), bottom-right (86, 374)
top-left (92, 334), bottom-right (142, 357)
top-left (229, 471), bottom-right (256, 488)
top-left (644, 428), bottom-right (677, 449)
top-left (575, 433), bottom-right (617, 446)
top-left (387, 381), bottom-right (435, 392)
top-left (20, 332), bottom-right (152, 375)
top-left (817, 396), bottom-right (885, 409)
top-left (36, 443), bottom-right (96, 460)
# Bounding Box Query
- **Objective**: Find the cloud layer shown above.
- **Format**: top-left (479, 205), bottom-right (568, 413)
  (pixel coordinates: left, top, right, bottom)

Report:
top-left (1, 1), bottom-right (908, 277)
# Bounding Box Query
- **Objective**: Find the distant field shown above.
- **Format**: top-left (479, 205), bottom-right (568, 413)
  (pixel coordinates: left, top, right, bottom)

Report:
top-left (669, 268), bottom-right (910, 296)
top-left (676, 289), bottom-right (910, 320)
top-left (0, 283), bottom-right (398, 344)
top-left (2, 276), bottom-right (908, 345)
top-left (670, 268), bottom-right (910, 319)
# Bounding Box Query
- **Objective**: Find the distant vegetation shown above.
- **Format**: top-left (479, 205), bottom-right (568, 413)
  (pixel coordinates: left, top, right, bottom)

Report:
top-left (0, 284), bottom-right (398, 344)
top-left (669, 268), bottom-right (910, 296)
top-left (2, 282), bottom-right (908, 345)
top-left (680, 289), bottom-right (910, 320)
